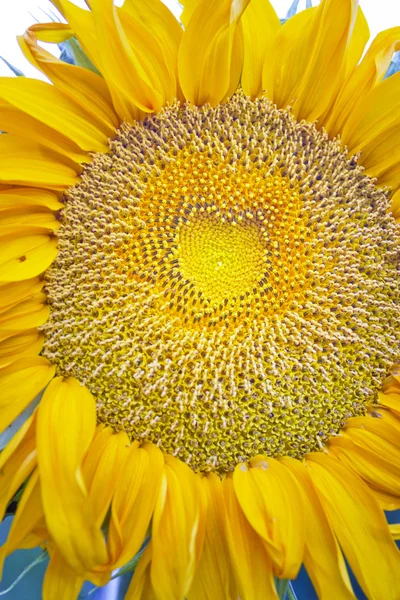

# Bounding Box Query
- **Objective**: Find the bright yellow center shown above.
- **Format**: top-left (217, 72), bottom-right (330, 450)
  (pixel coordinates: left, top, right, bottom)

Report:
top-left (42, 94), bottom-right (400, 473)
top-left (178, 216), bottom-right (266, 305)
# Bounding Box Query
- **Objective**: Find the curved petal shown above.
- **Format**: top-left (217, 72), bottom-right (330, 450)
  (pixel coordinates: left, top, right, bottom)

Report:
top-left (90, 0), bottom-right (164, 120)
top-left (120, 0), bottom-right (183, 102)
top-left (290, 0), bottom-right (358, 122)
top-left (0, 468), bottom-right (44, 577)
top-left (233, 456), bottom-right (305, 579)
top-left (0, 356), bottom-right (54, 432)
top-left (103, 442), bottom-right (164, 573)
top-left (0, 137), bottom-right (78, 190)
top-left (222, 476), bottom-right (278, 600)
top-left (324, 27), bottom-right (400, 137)
top-left (42, 549), bottom-right (84, 600)
top-left (263, 8), bottom-right (316, 104)
top-left (178, 0), bottom-right (250, 106)
top-left (307, 452), bottom-right (400, 600)
top-left (37, 377), bottom-right (107, 573)
top-left (0, 294), bottom-right (49, 338)
top-left (0, 104), bottom-right (89, 164)
top-left (188, 473), bottom-right (237, 600)
top-left (151, 455), bottom-right (205, 600)
top-left (241, 0), bottom-right (280, 98)
top-left (341, 72), bottom-right (400, 155)
top-left (280, 457), bottom-right (354, 600)
top-left (0, 78), bottom-right (110, 153)
top-left (0, 278), bottom-right (44, 312)
top-left (0, 188), bottom-right (63, 211)
top-left (0, 412), bottom-right (37, 522)
top-left (0, 330), bottom-right (44, 368)
top-left (125, 543), bottom-right (157, 600)
top-left (18, 24), bottom-right (118, 133)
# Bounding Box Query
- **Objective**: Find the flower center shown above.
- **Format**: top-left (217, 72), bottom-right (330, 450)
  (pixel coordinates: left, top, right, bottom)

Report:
top-left (42, 94), bottom-right (400, 472)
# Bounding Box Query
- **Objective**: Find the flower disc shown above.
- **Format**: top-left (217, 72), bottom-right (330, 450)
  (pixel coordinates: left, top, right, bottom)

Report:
top-left (42, 94), bottom-right (400, 472)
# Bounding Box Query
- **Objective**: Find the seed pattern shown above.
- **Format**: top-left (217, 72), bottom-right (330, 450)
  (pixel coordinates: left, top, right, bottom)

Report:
top-left (42, 94), bottom-right (400, 473)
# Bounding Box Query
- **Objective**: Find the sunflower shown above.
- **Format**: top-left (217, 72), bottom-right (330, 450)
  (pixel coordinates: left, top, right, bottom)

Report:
top-left (0, 0), bottom-right (400, 598)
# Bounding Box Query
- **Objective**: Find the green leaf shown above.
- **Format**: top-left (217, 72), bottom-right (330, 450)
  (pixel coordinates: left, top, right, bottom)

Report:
top-left (0, 57), bottom-right (25, 77)
top-left (58, 38), bottom-right (101, 75)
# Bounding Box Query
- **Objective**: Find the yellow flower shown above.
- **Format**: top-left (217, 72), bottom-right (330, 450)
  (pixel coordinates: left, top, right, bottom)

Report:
top-left (0, 0), bottom-right (400, 598)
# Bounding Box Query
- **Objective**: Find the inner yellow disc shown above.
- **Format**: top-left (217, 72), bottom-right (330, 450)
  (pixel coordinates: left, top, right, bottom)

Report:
top-left (178, 216), bottom-right (267, 305)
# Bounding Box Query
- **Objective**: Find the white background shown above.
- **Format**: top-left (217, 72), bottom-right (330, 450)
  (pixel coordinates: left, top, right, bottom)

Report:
top-left (0, 0), bottom-right (399, 79)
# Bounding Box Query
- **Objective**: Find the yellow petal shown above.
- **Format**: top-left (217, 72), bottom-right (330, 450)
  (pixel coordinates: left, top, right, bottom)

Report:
top-left (329, 430), bottom-right (400, 498)
top-left (0, 278), bottom-right (44, 312)
top-left (0, 233), bottom-right (58, 282)
top-left (233, 456), bottom-right (305, 579)
top-left (36, 377), bottom-right (107, 573)
top-left (0, 294), bottom-right (49, 338)
top-left (42, 549), bottom-right (84, 600)
top-left (0, 188), bottom-right (63, 211)
top-left (390, 524), bottom-right (400, 540)
top-left (56, 0), bottom-right (101, 71)
top-left (0, 412), bottom-right (37, 522)
top-left (391, 188), bottom-right (400, 220)
top-left (241, 0), bottom-right (280, 98)
top-left (120, 0), bottom-right (183, 103)
top-left (263, 8), bottom-right (316, 105)
top-left (280, 457), bottom-right (354, 599)
top-left (18, 24), bottom-right (118, 134)
top-left (83, 428), bottom-right (130, 530)
top-left (180, 0), bottom-right (197, 27)
top-left (0, 137), bottom-right (78, 190)
top-left (341, 72), bottom-right (400, 155)
top-left (0, 468), bottom-right (44, 576)
top-left (102, 442), bottom-right (163, 573)
top-left (0, 78), bottom-right (110, 153)
top-left (324, 27), bottom-right (400, 137)
top-left (125, 543), bottom-right (158, 600)
top-left (90, 0), bottom-right (164, 120)
top-left (222, 476), bottom-right (278, 600)
top-left (0, 330), bottom-right (44, 368)
top-left (0, 356), bottom-right (55, 432)
top-left (307, 452), bottom-right (400, 600)
top-left (290, 0), bottom-right (358, 122)
top-left (178, 0), bottom-right (250, 106)
top-left (0, 103), bottom-right (89, 164)
top-left (0, 207), bottom-right (60, 234)
top-left (151, 455), bottom-right (205, 600)
top-left (188, 473), bottom-right (237, 600)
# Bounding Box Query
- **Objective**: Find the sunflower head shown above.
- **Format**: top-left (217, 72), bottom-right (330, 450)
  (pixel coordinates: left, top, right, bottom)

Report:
top-left (0, 0), bottom-right (400, 599)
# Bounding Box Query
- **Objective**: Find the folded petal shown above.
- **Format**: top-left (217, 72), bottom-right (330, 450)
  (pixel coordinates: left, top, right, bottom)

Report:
top-left (37, 376), bottom-right (107, 573)
top-left (0, 188), bottom-right (63, 211)
top-left (307, 452), bottom-right (400, 600)
top-left (0, 294), bottom-right (49, 338)
top-left (0, 356), bottom-right (55, 432)
top-left (151, 455), bottom-right (205, 600)
top-left (188, 473), bottom-right (237, 600)
top-left (233, 456), bottom-right (305, 579)
top-left (0, 137), bottom-right (78, 190)
top-left (222, 476), bottom-right (278, 600)
top-left (104, 442), bottom-right (163, 573)
top-left (0, 330), bottom-right (44, 368)
top-left (18, 23), bottom-right (118, 133)
top-left (0, 78), bottom-right (110, 153)
top-left (178, 0), bottom-right (250, 106)
top-left (42, 549), bottom-right (84, 600)
top-left (324, 27), bottom-right (400, 137)
top-left (280, 457), bottom-right (354, 599)
top-left (241, 0), bottom-right (280, 98)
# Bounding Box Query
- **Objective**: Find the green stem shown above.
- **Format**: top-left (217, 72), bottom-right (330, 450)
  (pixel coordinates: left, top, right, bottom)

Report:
top-left (0, 550), bottom-right (47, 596)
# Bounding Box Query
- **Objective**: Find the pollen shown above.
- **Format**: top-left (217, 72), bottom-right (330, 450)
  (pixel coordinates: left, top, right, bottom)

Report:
top-left (42, 94), bottom-right (400, 473)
